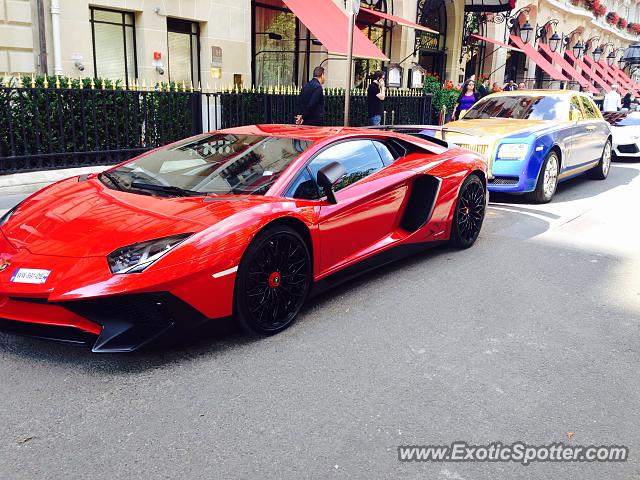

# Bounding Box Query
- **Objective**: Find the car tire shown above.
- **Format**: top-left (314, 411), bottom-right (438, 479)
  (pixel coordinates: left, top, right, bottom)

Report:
top-left (586, 139), bottom-right (612, 180)
top-left (450, 173), bottom-right (486, 249)
top-left (234, 224), bottom-right (311, 335)
top-left (526, 151), bottom-right (559, 203)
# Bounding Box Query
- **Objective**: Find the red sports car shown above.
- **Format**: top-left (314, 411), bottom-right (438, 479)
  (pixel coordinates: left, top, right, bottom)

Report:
top-left (0, 125), bottom-right (486, 352)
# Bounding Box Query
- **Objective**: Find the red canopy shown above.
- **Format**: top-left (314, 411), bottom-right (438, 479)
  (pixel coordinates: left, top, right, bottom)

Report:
top-left (598, 61), bottom-right (640, 96)
top-left (470, 34), bottom-right (522, 52)
top-left (509, 36), bottom-right (568, 81)
top-left (611, 65), bottom-right (640, 91)
top-left (564, 51), bottom-right (611, 93)
top-left (358, 6), bottom-right (438, 34)
top-left (583, 56), bottom-right (625, 95)
top-left (282, 0), bottom-right (388, 61)
top-left (538, 43), bottom-right (597, 93)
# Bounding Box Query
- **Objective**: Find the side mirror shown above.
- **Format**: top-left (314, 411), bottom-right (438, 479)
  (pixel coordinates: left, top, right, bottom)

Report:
top-left (316, 161), bottom-right (346, 205)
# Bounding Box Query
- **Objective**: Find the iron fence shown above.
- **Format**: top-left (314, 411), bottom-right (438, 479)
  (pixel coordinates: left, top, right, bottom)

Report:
top-left (0, 82), bottom-right (432, 175)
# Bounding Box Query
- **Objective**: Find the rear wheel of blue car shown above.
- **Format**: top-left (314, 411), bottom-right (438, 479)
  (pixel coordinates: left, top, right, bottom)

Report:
top-left (526, 151), bottom-right (559, 203)
top-left (450, 174), bottom-right (486, 249)
top-left (586, 139), bottom-right (612, 180)
top-left (234, 225), bottom-right (311, 335)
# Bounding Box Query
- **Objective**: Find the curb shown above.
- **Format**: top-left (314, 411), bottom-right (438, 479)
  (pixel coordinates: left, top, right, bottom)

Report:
top-left (0, 166), bottom-right (108, 195)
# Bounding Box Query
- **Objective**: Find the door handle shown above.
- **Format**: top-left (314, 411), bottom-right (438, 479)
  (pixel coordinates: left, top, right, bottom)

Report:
top-left (585, 125), bottom-right (597, 131)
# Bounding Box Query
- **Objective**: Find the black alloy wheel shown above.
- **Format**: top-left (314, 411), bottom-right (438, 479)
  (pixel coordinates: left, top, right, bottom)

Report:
top-left (450, 174), bottom-right (486, 249)
top-left (234, 225), bottom-right (311, 335)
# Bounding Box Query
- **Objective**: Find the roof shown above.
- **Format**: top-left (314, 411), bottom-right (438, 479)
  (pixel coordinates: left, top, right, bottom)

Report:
top-left (217, 124), bottom-right (397, 142)
top-left (216, 124), bottom-right (450, 155)
top-left (488, 90), bottom-right (588, 98)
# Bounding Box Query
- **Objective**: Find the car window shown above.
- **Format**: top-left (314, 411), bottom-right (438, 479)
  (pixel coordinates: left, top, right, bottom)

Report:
top-left (373, 141), bottom-right (397, 165)
top-left (570, 96), bottom-right (584, 121)
top-left (580, 97), bottom-right (599, 119)
top-left (287, 167), bottom-right (320, 200)
top-left (308, 140), bottom-right (385, 193)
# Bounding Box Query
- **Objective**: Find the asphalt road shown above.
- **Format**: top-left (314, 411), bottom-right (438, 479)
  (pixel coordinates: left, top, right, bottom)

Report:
top-left (1, 163), bottom-right (639, 480)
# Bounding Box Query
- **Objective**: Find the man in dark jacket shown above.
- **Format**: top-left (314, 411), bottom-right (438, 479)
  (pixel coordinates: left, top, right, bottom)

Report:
top-left (478, 78), bottom-right (490, 98)
top-left (296, 66), bottom-right (326, 126)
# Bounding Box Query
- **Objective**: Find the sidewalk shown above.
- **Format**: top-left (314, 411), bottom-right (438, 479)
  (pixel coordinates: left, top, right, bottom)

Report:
top-left (0, 166), bottom-right (107, 196)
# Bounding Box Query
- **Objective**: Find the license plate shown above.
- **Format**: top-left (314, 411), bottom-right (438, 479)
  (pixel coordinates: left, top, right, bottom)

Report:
top-left (10, 268), bottom-right (51, 285)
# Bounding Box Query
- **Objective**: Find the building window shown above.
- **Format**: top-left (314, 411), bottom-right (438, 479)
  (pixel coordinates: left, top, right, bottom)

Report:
top-left (252, 0), bottom-right (299, 87)
top-left (354, 0), bottom-right (392, 87)
top-left (167, 18), bottom-right (201, 85)
top-left (90, 7), bottom-right (137, 82)
top-left (417, 0), bottom-right (447, 80)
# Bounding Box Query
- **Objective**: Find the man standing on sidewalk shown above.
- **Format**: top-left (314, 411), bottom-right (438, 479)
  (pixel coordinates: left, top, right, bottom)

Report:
top-left (367, 71), bottom-right (386, 126)
top-left (603, 85), bottom-right (622, 112)
top-left (295, 66), bottom-right (326, 126)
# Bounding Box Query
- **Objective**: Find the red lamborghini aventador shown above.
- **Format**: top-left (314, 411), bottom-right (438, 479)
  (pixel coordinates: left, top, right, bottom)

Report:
top-left (0, 125), bottom-right (486, 352)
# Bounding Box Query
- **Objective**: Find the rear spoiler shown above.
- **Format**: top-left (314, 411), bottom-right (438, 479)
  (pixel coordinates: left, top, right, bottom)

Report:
top-left (359, 125), bottom-right (482, 147)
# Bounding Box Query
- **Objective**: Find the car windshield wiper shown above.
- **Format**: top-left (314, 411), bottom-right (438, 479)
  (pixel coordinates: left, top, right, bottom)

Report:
top-left (130, 182), bottom-right (203, 197)
top-left (101, 171), bottom-right (125, 191)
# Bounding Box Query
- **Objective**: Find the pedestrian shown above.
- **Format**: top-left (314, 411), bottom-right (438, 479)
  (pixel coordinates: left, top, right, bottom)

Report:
top-left (453, 79), bottom-right (481, 120)
top-left (367, 70), bottom-right (386, 126)
top-left (603, 85), bottom-right (622, 112)
top-left (622, 92), bottom-right (632, 111)
top-left (580, 85), bottom-right (594, 98)
top-left (518, 82), bottom-right (526, 90)
top-left (295, 66), bottom-right (326, 126)
top-left (478, 77), bottom-right (491, 98)
top-left (503, 79), bottom-right (518, 91)
top-left (492, 82), bottom-right (502, 93)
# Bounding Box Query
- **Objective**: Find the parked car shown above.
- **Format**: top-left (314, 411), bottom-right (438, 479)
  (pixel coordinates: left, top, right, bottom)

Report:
top-left (446, 90), bottom-right (612, 203)
top-left (603, 111), bottom-right (640, 160)
top-left (0, 125), bottom-right (486, 352)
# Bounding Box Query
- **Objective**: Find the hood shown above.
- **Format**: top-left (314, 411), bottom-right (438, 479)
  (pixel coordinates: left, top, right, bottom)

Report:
top-left (1, 176), bottom-right (268, 258)
top-left (447, 118), bottom-right (551, 139)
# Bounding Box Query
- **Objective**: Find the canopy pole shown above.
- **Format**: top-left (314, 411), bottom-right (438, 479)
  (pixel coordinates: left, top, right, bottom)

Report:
top-left (343, 0), bottom-right (360, 126)
top-left (344, 4), bottom-right (356, 126)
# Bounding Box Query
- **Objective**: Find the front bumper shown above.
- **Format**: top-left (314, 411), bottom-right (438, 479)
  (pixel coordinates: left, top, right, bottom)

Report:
top-left (0, 292), bottom-right (207, 352)
top-left (613, 141), bottom-right (640, 158)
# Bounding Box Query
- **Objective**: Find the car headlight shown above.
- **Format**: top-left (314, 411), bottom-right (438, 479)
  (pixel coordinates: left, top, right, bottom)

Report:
top-left (496, 143), bottom-right (529, 161)
top-left (107, 233), bottom-right (193, 274)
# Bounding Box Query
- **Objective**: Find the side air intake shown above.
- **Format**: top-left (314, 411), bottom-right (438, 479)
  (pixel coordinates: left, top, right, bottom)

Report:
top-left (400, 175), bottom-right (441, 232)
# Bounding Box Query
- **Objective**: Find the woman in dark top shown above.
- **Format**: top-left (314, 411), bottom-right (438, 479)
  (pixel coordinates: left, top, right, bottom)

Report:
top-left (367, 71), bottom-right (386, 126)
top-left (622, 93), bottom-right (632, 111)
top-left (454, 80), bottom-right (481, 120)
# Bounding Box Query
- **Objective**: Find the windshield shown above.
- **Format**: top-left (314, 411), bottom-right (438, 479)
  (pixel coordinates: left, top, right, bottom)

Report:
top-left (462, 95), bottom-right (570, 121)
top-left (104, 134), bottom-right (313, 196)
top-left (603, 112), bottom-right (640, 127)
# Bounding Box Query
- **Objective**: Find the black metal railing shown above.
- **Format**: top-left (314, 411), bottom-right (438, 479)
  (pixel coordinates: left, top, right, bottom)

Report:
top-left (0, 82), bottom-right (432, 174)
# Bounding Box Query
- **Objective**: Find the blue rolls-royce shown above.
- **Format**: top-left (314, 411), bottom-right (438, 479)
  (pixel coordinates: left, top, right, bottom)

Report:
top-left (447, 90), bottom-right (612, 203)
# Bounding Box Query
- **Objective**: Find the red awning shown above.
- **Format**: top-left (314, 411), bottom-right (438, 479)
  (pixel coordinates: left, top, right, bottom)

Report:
top-left (358, 6), bottom-right (438, 34)
top-left (470, 34), bottom-right (522, 52)
top-left (583, 55), bottom-right (625, 95)
top-left (564, 51), bottom-right (611, 93)
top-left (613, 65), bottom-right (640, 93)
top-left (509, 35), bottom-right (568, 81)
top-left (599, 61), bottom-right (640, 96)
top-left (538, 43), bottom-right (598, 93)
top-left (611, 64), bottom-right (640, 90)
top-left (282, 0), bottom-right (388, 61)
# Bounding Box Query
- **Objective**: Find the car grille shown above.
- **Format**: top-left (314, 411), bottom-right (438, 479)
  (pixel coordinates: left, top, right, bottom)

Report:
top-left (617, 143), bottom-right (639, 154)
top-left (457, 143), bottom-right (490, 158)
top-left (488, 176), bottom-right (519, 185)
